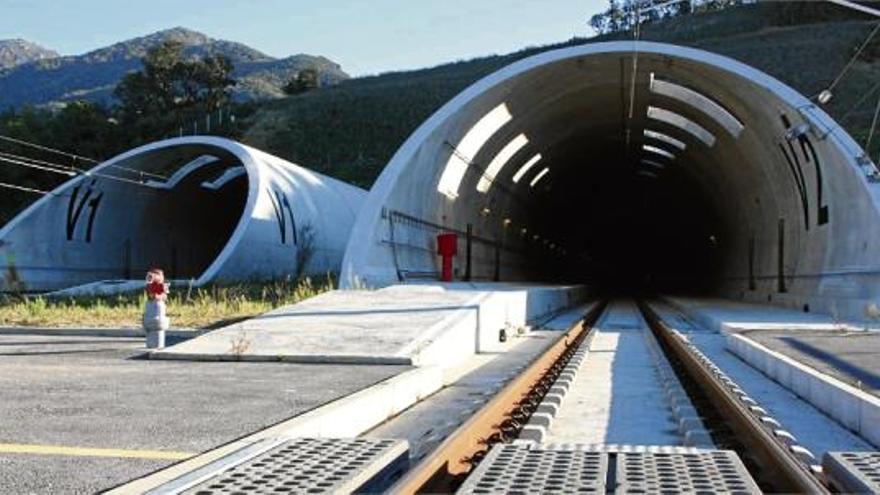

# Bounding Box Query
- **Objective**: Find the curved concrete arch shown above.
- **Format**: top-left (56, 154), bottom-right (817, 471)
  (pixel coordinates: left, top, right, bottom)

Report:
top-left (342, 41), bottom-right (880, 319)
top-left (0, 136), bottom-right (366, 292)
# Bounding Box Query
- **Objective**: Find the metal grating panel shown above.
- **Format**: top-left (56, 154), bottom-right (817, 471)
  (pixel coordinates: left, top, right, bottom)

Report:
top-left (184, 438), bottom-right (408, 494)
top-left (457, 444), bottom-right (608, 494)
top-left (617, 451), bottom-right (761, 494)
top-left (823, 451), bottom-right (880, 494)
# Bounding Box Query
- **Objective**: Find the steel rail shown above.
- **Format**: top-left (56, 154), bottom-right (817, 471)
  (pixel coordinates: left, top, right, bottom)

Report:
top-left (390, 302), bottom-right (606, 494)
top-left (638, 301), bottom-right (829, 494)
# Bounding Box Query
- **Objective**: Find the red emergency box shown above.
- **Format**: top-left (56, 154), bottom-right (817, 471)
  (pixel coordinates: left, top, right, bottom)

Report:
top-left (437, 233), bottom-right (458, 281)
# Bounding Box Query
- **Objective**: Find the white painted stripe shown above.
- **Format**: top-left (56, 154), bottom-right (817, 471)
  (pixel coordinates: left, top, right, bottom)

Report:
top-left (643, 144), bottom-right (676, 160)
top-left (437, 103), bottom-right (512, 199)
top-left (647, 106), bottom-right (716, 147)
top-left (512, 153), bottom-right (542, 183)
top-left (477, 133), bottom-right (529, 193)
top-left (530, 167), bottom-right (550, 187)
top-left (644, 129), bottom-right (686, 150)
top-left (650, 74), bottom-right (744, 138)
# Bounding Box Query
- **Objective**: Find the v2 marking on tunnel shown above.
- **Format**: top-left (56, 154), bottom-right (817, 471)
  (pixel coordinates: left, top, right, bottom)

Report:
top-left (65, 179), bottom-right (103, 242)
top-left (0, 442), bottom-right (195, 460)
top-left (268, 188), bottom-right (298, 245)
top-left (778, 114), bottom-right (829, 230)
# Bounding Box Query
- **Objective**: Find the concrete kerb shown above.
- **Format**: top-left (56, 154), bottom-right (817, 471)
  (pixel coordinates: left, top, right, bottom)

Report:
top-left (0, 326), bottom-right (205, 339)
top-left (148, 351), bottom-right (413, 365)
top-left (727, 332), bottom-right (880, 448)
top-left (108, 365), bottom-right (444, 494)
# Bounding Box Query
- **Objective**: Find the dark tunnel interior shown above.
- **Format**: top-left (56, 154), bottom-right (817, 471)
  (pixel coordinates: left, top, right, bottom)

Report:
top-left (526, 140), bottom-right (728, 296)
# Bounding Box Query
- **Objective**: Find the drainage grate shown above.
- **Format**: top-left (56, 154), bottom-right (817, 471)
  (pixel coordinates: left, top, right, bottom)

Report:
top-left (183, 438), bottom-right (408, 494)
top-left (456, 444), bottom-right (608, 494)
top-left (616, 450), bottom-right (761, 494)
top-left (457, 445), bottom-right (761, 494)
top-left (823, 452), bottom-right (880, 494)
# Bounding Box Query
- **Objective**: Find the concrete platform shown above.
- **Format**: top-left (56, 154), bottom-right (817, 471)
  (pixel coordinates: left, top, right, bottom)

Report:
top-left (653, 299), bottom-right (878, 452)
top-left (152, 283), bottom-right (585, 366)
top-left (664, 296), bottom-right (857, 333)
top-left (744, 329), bottom-right (880, 398)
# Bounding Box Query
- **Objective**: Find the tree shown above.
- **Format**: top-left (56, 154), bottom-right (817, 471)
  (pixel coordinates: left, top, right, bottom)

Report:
top-left (588, 0), bottom-right (744, 35)
top-left (114, 41), bottom-right (235, 122)
top-left (283, 68), bottom-right (320, 95)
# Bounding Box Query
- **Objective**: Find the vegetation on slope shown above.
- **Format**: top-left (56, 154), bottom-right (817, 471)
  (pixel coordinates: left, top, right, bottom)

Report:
top-left (242, 2), bottom-right (880, 189)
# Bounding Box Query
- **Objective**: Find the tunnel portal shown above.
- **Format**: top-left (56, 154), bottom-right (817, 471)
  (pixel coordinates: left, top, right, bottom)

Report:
top-left (342, 41), bottom-right (880, 320)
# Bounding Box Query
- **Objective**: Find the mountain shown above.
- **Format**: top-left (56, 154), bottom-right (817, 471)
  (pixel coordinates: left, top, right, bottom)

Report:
top-left (0, 39), bottom-right (59, 69)
top-left (0, 27), bottom-right (348, 109)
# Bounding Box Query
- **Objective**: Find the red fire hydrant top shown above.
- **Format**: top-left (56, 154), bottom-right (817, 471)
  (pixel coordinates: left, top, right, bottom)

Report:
top-left (145, 268), bottom-right (168, 301)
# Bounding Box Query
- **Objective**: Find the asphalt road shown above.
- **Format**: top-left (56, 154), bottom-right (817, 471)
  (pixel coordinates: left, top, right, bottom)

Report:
top-left (0, 333), bottom-right (407, 494)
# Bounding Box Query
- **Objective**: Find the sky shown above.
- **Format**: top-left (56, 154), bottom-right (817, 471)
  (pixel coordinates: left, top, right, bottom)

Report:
top-left (0, 0), bottom-right (607, 76)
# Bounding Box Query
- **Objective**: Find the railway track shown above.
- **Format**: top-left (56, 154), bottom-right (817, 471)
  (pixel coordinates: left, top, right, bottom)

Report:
top-left (169, 298), bottom-right (875, 494)
top-left (391, 299), bottom-right (831, 494)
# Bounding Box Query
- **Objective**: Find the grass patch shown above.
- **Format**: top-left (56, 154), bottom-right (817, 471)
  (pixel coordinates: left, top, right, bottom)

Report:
top-left (0, 276), bottom-right (335, 329)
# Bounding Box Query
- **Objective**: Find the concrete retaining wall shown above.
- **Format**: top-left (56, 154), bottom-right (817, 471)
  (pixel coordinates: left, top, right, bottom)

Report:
top-left (727, 333), bottom-right (880, 448)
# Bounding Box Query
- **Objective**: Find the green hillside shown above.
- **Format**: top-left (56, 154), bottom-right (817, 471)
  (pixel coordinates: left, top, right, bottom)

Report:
top-left (242, 3), bottom-right (880, 189)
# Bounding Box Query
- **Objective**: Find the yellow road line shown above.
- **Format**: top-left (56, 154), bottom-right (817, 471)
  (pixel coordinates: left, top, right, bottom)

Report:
top-left (0, 443), bottom-right (194, 460)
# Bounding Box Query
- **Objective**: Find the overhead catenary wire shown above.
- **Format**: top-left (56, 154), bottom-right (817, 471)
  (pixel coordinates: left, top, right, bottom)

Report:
top-left (0, 134), bottom-right (98, 163)
top-left (0, 151), bottom-right (78, 174)
top-left (818, 21), bottom-right (880, 99)
top-left (866, 90), bottom-right (880, 158)
top-left (0, 181), bottom-right (50, 195)
top-left (0, 155), bottom-right (77, 177)
top-left (0, 133), bottom-right (168, 180)
top-left (0, 151), bottom-right (159, 189)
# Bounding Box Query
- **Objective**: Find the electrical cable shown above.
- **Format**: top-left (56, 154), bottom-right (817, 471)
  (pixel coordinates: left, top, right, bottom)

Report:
top-left (0, 153), bottom-right (157, 189)
top-left (0, 155), bottom-right (76, 177)
top-left (819, 21), bottom-right (880, 98)
top-left (0, 133), bottom-right (167, 180)
top-left (866, 90), bottom-right (880, 156)
top-left (0, 181), bottom-right (50, 195)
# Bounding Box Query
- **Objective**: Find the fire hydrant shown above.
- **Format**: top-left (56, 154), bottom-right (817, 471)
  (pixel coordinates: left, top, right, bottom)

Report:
top-left (143, 268), bottom-right (170, 349)
top-left (437, 233), bottom-right (458, 282)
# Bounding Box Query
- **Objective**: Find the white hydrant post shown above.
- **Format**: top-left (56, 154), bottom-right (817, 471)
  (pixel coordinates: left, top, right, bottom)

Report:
top-left (143, 268), bottom-right (170, 349)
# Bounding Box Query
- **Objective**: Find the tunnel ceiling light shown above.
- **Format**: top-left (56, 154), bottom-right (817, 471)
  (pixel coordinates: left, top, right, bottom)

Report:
top-left (477, 133), bottom-right (529, 193)
top-left (641, 159), bottom-right (666, 170)
top-left (649, 73), bottom-right (745, 138)
top-left (512, 153), bottom-right (542, 184)
top-left (643, 129), bottom-right (685, 150)
top-left (642, 144), bottom-right (676, 160)
top-left (647, 106), bottom-right (716, 147)
top-left (437, 103), bottom-right (512, 200)
top-left (529, 167), bottom-right (550, 187)
top-left (638, 170), bottom-right (659, 179)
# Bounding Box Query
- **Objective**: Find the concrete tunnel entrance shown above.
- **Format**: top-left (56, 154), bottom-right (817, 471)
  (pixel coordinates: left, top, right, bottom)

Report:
top-left (342, 42), bottom-right (880, 319)
top-left (0, 141), bottom-right (251, 290)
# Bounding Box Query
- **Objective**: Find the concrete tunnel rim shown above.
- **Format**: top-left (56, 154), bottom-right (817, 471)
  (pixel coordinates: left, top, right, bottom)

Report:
top-left (340, 40), bottom-right (876, 287)
top-left (0, 135), bottom-right (261, 286)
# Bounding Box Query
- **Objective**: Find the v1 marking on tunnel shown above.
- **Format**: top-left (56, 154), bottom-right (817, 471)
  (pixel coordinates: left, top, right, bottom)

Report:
top-left (0, 443), bottom-right (195, 460)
